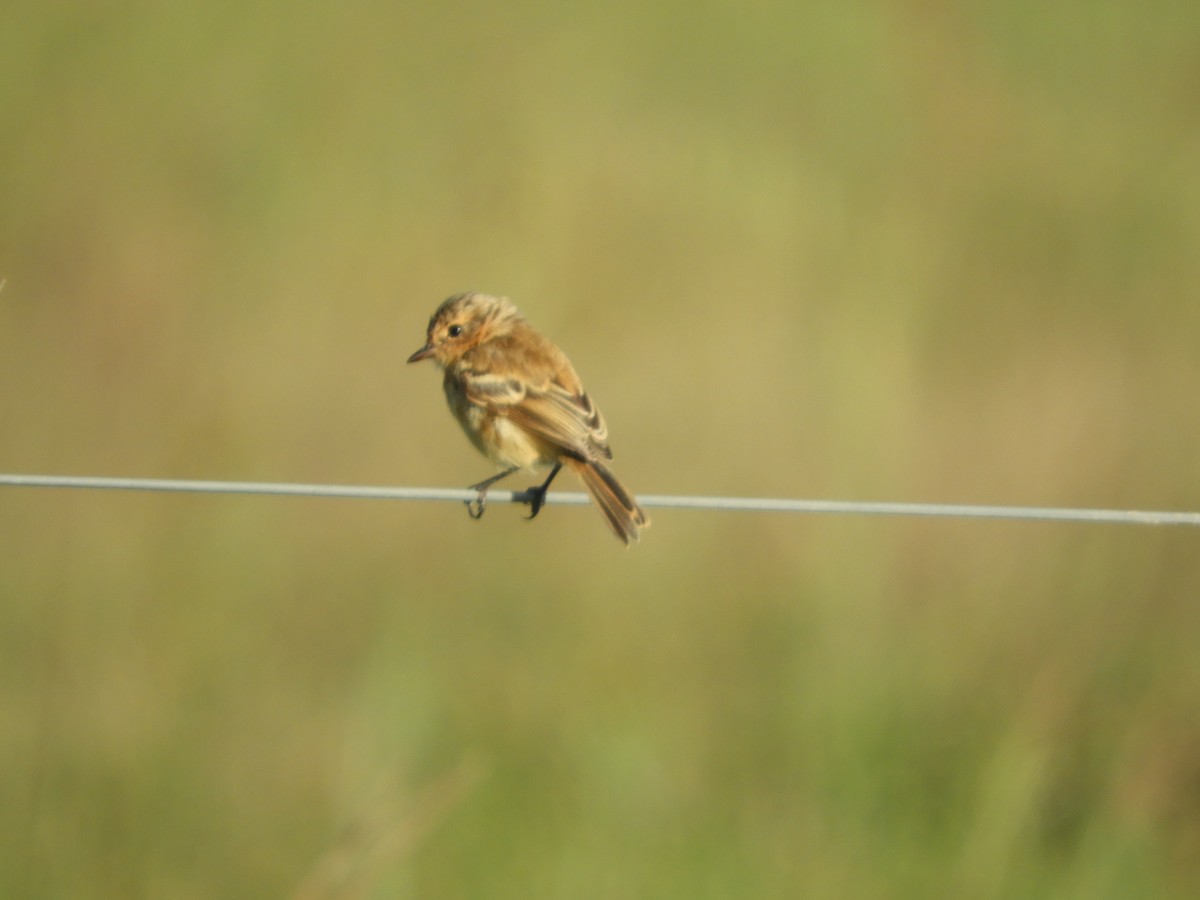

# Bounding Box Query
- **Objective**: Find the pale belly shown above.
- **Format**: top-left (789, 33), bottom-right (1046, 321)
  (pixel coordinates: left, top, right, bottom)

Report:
top-left (454, 400), bottom-right (557, 471)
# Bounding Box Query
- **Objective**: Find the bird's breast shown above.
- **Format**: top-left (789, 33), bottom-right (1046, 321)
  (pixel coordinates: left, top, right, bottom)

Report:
top-left (443, 374), bottom-right (554, 470)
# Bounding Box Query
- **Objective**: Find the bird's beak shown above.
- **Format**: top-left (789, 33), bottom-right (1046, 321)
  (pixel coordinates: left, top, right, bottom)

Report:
top-left (407, 343), bottom-right (435, 363)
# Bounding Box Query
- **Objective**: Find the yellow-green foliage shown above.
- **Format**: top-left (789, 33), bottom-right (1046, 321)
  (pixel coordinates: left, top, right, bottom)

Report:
top-left (2, 2), bottom-right (1199, 896)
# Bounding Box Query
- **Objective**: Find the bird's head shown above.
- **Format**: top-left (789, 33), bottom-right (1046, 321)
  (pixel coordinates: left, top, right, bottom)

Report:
top-left (407, 292), bottom-right (523, 367)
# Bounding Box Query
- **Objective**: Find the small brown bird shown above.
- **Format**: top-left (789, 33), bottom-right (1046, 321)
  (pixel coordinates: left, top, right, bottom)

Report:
top-left (408, 292), bottom-right (649, 544)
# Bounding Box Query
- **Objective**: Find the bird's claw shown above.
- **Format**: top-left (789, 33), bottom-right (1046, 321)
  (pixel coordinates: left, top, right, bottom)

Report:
top-left (466, 491), bottom-right (487, 519)
top-left (523, 486), bottom-right (548, 520)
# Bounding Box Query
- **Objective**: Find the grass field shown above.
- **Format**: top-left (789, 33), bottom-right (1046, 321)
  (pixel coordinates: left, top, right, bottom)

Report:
top-left (3, 2), bottom-right (1199, 896)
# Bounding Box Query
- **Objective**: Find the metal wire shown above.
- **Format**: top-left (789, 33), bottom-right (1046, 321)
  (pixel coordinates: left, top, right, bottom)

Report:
top-left (2, 473), bottom-right (1197, 526)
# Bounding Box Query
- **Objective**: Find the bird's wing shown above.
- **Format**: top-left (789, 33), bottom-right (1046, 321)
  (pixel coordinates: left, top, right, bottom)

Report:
top-left (460, 368), bottom-right (612, 461)
top-left (458, 369), bottom-right (528, 407)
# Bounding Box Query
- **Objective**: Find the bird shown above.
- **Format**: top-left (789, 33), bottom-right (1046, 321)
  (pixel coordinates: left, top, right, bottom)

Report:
top-left (407, 292), bottom-right (649, 544)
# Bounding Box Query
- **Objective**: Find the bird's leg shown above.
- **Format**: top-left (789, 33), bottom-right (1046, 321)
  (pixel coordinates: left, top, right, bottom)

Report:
top-left (466, 466), bottom-right (520, 519)
top-left (523, 461), bottom-right (563, 520)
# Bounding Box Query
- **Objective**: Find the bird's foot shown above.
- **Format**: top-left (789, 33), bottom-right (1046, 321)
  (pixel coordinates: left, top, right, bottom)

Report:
top-left (466, 483), bottom-right (490, 519)
top-left (523, 484), bottom-right (549, 520)
top-left (521, 461), bottom-right (562, 521)
top-left (465, 466), bottom-right (520, 520)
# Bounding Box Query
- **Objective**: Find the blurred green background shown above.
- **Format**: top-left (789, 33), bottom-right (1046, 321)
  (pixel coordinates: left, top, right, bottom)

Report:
top-left (3, 1), bottom-right (1199, 896)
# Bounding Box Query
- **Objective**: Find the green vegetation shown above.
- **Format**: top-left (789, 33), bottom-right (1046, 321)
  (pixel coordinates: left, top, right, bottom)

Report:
top-left (2, 2), bottom-right (1198, 896)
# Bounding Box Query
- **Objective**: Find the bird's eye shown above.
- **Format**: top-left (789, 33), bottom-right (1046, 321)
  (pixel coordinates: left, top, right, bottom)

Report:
top-left (447, 324), bottom-right (463, 338)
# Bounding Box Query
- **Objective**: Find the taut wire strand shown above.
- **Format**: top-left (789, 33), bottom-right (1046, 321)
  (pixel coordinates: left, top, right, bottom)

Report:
top-left (1, 473), bottom-right (1198, 526)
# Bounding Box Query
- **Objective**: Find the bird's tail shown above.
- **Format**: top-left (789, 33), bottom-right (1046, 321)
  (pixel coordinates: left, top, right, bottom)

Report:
top-left (568, 458), bottom-right (649, 546)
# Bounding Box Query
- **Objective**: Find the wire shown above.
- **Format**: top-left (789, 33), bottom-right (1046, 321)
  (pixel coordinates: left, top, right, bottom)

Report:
top-left (2, 473), bottom-right (1197, 526)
